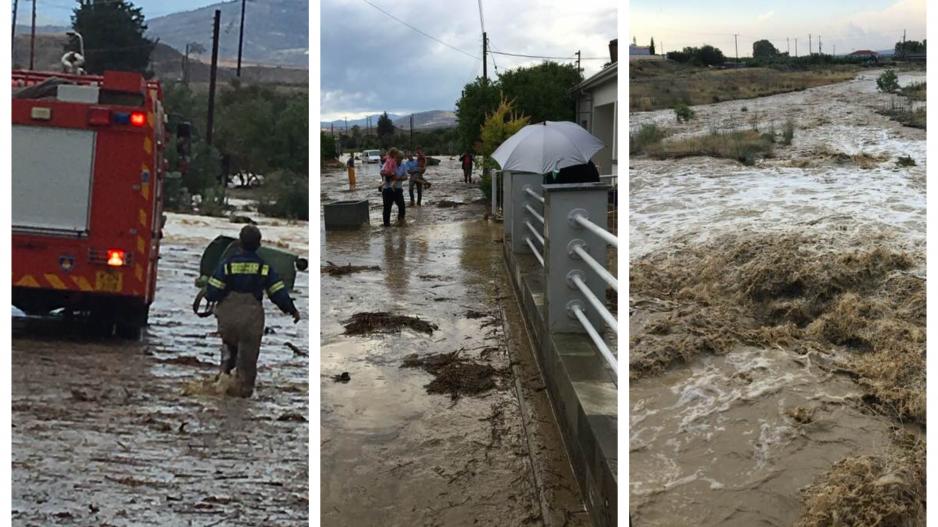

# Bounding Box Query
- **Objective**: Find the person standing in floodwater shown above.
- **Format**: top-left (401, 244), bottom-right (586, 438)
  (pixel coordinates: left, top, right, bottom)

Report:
top-left (459, 151), bottom-right (474, 183)
top-left (346, 154), bottom-right (356, 190)
top-left (204, 225), bottom-right (301, 397)
top-left (381, 147), bottom-right (406, 226)
top-left (405, 150), bottom-right (424, 206)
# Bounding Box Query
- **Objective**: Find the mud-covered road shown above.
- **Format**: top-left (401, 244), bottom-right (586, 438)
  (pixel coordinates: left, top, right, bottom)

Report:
top-left (320, 158), bottom-right (589, 526)
top-left (629, 70), bottom-right (926, 525)
top-left (12, 212), bottom-right (309, 526)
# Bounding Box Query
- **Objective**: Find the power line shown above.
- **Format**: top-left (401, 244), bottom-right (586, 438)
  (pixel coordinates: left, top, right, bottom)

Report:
top-left (360, 0), bottom-right (479, 61)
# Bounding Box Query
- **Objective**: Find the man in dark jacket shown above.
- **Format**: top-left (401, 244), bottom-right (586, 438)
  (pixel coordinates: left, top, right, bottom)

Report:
top-left (205, 225), bottom-right (301, 397)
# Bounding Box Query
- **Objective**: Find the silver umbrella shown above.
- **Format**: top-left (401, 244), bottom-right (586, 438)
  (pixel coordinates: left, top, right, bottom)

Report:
top-left (490, 121), bottom-right (605, 174)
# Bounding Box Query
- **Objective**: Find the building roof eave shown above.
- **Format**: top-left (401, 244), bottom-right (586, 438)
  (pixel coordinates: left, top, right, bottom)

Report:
top-left (574, 62), bottom-right (617, 92)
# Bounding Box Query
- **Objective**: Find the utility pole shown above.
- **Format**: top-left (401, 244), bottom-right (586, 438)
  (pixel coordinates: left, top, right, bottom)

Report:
top-left (482, 31), bottom-right (487, 83)
top-left (183, 43), bottom-right (190, 85)
top-left (29, 0), bottom-right (36, 70)
top-left (795, 38), bottom-right (798, 58)
top-left (808, 34), bottom-right (812, 56)
top-left (409, 114), bottom-right (414, 150)
top-left (12, 0), bottom-right (17, 45)
top-left (206, 10), bottom-right (221, 147)
top-left (787, 37), bottom-right (790, 55)
top-left (236, 0), bottom-right (246, 77)
top-left (818, 34), bottom-right (822, 55)
top-left (576, 50), bottom-right (581, 74)
top-left (734, 33), bottom-right (739, 63)
top-left (345, 117), bottom-right (348, 133)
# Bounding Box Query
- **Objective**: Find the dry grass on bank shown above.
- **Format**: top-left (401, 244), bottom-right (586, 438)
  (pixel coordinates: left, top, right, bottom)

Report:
top-left (630, 61), bottom-right (858, 111)
top-left (644, 129), bottom-right (775, 166)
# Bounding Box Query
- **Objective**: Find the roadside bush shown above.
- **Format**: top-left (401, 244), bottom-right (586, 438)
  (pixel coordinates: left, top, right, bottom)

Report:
top-left (782, 119), bottom-right (795, 145)
top-left (257, 170), bottom-right (309, 220)
top-left (896, 155), bottom-right (917, 167)
top-left (877, 69), bottom-right (899, 94)
top-left (630, 124), bottom-right (667, 155)
top-left (674, 103), bottom-right (696, 123)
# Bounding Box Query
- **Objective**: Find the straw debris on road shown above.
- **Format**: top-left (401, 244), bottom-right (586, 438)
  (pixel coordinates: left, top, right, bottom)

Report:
top-left (342, 312), bottom-right (438, 335)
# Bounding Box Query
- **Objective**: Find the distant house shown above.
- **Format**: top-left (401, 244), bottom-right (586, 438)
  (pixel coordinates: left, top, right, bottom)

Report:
top-left (574, 39), bottom-right (618, 176)
top-left (848, 49), bottom-right (879, 60)
top-left (630, 44), bottom-right (651, 56)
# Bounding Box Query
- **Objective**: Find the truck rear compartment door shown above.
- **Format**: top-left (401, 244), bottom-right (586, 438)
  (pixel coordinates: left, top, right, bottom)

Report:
top-left (12, 125), bottom-right (96, 235)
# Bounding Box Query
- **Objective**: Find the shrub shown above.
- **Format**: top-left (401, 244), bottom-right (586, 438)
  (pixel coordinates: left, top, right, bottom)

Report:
top-left (645, 129), bottom-right (774, 165)
top-left (674, 103), bottom-right (696, 123)
top-left (877, 69), bottom-right (899, 94)
top-left (257, 170), bottom-right (309, 220)
top-left (630, 124), bottom-right (667, 155)
top-left (781, 119), bottom-right (795, 145)
top-left (897, 155), bottom-right (917, 167)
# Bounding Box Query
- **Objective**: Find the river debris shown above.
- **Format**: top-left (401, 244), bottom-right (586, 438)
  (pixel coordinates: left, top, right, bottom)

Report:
top-left (321, 261), bottom-right (381, 276)
top-left (465, 310), bottom-right (490, 319)
top-left (332, 372), bottom-right (350, 383)
top-left (630, 233), bottom-right (924, 423)
top-left (796, 431), bottom-right (925, 527)
top-left (343, 312), bottom-right (438, 335)
top-left (402, 351), bottom-right (501, 400)
top-left (285, 342), bottom-right (307, 357)
top-left (435, 199), bottom-right (464, 208)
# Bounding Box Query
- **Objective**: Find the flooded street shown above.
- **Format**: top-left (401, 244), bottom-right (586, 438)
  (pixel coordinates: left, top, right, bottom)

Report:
top-left (320, 158), bottom-right (589, 526)
top-left (12, 212), bottom-right (309, 526)
top-left (630, 70), bottom-right (926, 526)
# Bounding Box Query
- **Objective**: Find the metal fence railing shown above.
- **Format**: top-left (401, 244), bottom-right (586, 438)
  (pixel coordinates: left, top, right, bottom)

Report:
top-left (502, 171), bottom-right (618, 378)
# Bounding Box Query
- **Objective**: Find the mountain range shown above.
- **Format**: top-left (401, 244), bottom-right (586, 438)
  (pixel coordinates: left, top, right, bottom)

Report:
top-left (320, 111), bottom-right (457, 131)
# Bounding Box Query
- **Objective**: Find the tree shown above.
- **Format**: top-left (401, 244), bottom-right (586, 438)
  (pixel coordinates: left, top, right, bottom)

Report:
top-left (455, 77), bottom-right (501, 151)
top-left (72, 0), bottom-right (156, 74)
top-left (376, 112), bottom-right (395, 148)
top-left (752, 39), bottom-right (779, 58)
top-left (321, 132), bottom-right (338, 162)
top-left (895, 39), bottom-right (926, 57)
top-left (667, 45), bottom-right (725, 66)
top-left (479, 97), bottom-right (529, 200)
top-left (498, 62), bottom-right (581, 123)
top-left (877, 69), bottom-right (899, 93)
top-left (650, 37), bottom-right (656, 56)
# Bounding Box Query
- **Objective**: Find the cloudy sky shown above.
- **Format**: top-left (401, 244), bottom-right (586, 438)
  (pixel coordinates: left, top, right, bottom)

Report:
top-left (631, 0), bottom-right (925, 59)
top-left (321, 0), bottom-right (618, 121)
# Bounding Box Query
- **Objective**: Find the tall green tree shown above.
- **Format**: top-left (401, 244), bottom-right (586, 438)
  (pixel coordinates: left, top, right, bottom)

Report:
top-left (376, 112), bottom-right (395, 148)
top-left (454, 77), bottom-right (502, 151)
top-left (752, 39), bottom-right (779, 58)
top-left (498, 61), bottom-right (582, 123)
top-left (72, 0), bottom-right (155, 74)
top-left (649, 37), bottom-right (656, 56)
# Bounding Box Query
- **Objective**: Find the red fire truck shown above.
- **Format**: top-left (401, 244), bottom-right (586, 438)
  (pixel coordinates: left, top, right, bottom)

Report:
top-left (12, 70), bottom-right (167, 338)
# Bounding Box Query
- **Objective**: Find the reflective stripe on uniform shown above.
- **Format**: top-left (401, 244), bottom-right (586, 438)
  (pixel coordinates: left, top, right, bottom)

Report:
top-left (261, 265), bottom-right (269, 276)
top-left (208, 277), bottom-right (226, 289)
top-left (268, 280), bottom-right (285, 295)
top-left (229, 262), bottom-right (261, 274)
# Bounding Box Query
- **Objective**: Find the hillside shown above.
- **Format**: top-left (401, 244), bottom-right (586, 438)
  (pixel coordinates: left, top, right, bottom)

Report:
top-left (320, 110), bottom-right (456, 131)
top-left (146, 0), bottom-right (307, 68)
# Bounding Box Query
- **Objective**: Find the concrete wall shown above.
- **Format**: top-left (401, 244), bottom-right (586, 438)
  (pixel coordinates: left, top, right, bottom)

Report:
top-left (503, 245), bottom-right (618, 527)
top-left (591, 103), bottom-right (615, 176)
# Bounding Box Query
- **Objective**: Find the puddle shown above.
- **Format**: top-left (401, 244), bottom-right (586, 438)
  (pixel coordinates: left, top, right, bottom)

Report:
top-left (320, 158), bottom-right (589, 526)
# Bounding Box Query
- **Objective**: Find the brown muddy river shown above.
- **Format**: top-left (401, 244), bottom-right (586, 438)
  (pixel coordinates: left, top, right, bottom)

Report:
top-left (12, 212), bottom-right (309, 526)
top-left (320, 158), bottom-right (589, 526)
top-left (629, 70), bottom-right (926, 525)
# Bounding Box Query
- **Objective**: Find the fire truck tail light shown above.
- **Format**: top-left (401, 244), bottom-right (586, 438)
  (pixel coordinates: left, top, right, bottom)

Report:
top-left (106, 250), bottom-right (126, 267)
top-left (130, 112), bottom-right (146, 127)
top-left (88, 108), bottom-right (111, 126)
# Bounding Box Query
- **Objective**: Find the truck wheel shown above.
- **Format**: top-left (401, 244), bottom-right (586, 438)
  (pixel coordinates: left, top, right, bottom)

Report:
top-left (115, 322), bottom-right (142, 340)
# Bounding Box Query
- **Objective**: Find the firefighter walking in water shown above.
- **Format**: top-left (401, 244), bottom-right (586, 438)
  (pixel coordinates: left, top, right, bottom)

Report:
top-left (204, 225), bottom-right (301, 397)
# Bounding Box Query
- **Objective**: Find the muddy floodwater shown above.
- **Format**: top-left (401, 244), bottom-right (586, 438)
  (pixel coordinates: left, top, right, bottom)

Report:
top-left (320, 158), bottom-right (589, 526)
top-left (13, 211), bottom-right (309, 526)
top-left (630, 70), bottom-right (926, 525)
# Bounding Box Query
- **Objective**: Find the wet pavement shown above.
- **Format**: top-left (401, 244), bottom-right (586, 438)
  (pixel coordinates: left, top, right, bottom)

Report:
top-left (320, 158), bottom-right (589, 526)
top-left (629, 71), bottom-right (926, 525)
top-left (12, 210), bottom-right (309, 526)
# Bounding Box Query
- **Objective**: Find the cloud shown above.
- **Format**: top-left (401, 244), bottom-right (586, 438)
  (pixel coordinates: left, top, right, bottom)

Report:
top-left (320, 0), bottom-right (617, 117)
top-left (757, 10), bottom-right (775, 22)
